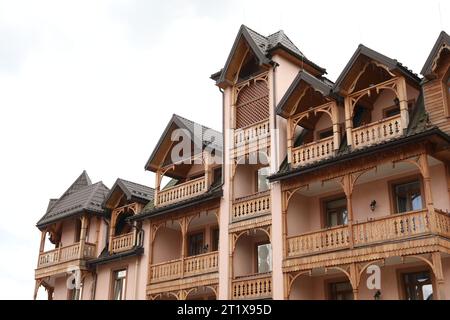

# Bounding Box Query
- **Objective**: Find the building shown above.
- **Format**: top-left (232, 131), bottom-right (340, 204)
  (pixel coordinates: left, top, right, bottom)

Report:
top-left (34, 26), bottom-right (450, 300)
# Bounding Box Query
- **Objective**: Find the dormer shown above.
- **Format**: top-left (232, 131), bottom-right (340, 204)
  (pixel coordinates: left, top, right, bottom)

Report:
top-left (333, 45), bottom-right (421, 150)
top-left (421, 31), bottom-right (450, 131)
top-left (144, 114), bottom-right (223, 208)
top-left (276, 70), bottom-right (341, 167)
top-left (103, 179), bottom-right (154, 254)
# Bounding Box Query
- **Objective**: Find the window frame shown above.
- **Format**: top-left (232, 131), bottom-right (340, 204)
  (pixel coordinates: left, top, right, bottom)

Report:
top-left (254, 241), bottom-right (272, 274)
top-left (210, 226), bottom-right (220, 252)
top-left (186, 230), bottom-right (205, 257)
top-left (325, 278), bottom-right (354, 301)
top-left (255, 166), bottom-right (270, 193)
top-left (396, 266), bottom-right (436, 300)
top-left (110, 267), bottom-right (128, 300)
top-left (321, 194), bottom-right (348, 229)
top-left (388, 175), bottom-right (425, 214)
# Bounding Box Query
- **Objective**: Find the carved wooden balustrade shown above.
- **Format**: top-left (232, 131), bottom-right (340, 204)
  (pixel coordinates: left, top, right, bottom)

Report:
top-left (231, 119), bottom-right (270, 158)
top-left (291, 136), bottom-right (335, 168)
top-left (286, 209), bottom-right (450, 258)
top-left (232, 273), bottom-right (272, 300)
top-left (156, 177), bottom-right (206, 207)
top-left (111, 232), bottom-right (136, 254)
top-left (37, 242), bottom-right (96, 268)
top-left (149, 251), bottom-right (219, 283)
top-left (232, 191), bottom-right (271, 222)
top-left (352, 114), bottom-right (402, 150)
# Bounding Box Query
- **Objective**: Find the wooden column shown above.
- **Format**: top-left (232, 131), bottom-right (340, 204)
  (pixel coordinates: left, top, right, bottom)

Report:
top-left (180, 217), bottom-right (188, 279)
top-left (204, 151), bottom-right (212, 189)
top-left (282, 209), bottom-right (288, 259)
top-left (344, 97), bottom-right (353, 147)
top-left (419, 154), bottom-right (437, 233)
top-left (39, 230), bottom-right (46, 253)
top-left (108, 211), bottom-right (116, 253)
top-left (286, 119), bottom-right (293, 164)
top-left (397, 77), bottom-right (410, 132)
top-left (154, 169), bottom-right (162, 206)
top-left (342, 174), bottom-right (355, 249)
top-left (229, 236), bottom-right (234, 300)
top-left (78, 215), bottom-right (88, 259)
top-left (47, 287), bottom-right (54, 300)
top-left (350, 263), bottom-right (359, 300)
top-left (432, 252), bottom-right (446, 300)
top-left (331, 102), bottom-right (341, 151)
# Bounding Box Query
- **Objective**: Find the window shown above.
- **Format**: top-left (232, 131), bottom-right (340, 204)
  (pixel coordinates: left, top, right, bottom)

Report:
top-left (213, 167), bottom-right (222, 185)
top-left (188, 232), bottom-right (204, 256)
top-left (256, 167), bottom-right (270, 192)
top-left (329, 281), bottom-right (354, 300)
top-left (256, 243), bottom-right (272, 274)
top-left (324, 197), bottom-right (348, 228)
top-left (211, 228), bottom-right (219, 251)
top-left (112, 269), bottom-right (127, 300)
top-left (383, 105), bottom-right (400, 118)
top-left (68, 287), bottom-right (82, 300)
top-left (392, 179), bottom-right (423, 213)
top-left (317, 127), bottom-right (333, 140)
top-left (402, 271), bottom-right (433, 300)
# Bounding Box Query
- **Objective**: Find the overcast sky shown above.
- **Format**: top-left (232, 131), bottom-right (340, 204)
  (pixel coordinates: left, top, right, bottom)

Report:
top-left (0, 0), bottom-right (448, 299)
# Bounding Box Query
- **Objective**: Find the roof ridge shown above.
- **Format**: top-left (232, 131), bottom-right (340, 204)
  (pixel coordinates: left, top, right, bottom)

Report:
top-left (242, 24), bottom-right (268, 40)
top-left (118, 178), bottom-right (154, 190)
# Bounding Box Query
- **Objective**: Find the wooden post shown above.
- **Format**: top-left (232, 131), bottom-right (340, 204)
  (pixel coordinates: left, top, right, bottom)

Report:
top-left (432, 252), bottom-right (446, 300)
top-left (419, 154), bottom-right (436, 232)
top-left (78, 215), bottom-right (88, 259)
top-left (108, 211), bottom-right (116, 253)
top-left (287, 119), bottom-right (293, 164)
top-left (229, 236), bottom-right (234, 300)
top-left (332, 102), bottom-right (341, 151)
top-left (342, 174), bottom-right (355, 249)
top-left (350, 263), bottom-right (359, 300)
top-left (47, 287), bottom-right (54, 300)
top-left (344, 97), bottom-right (353, 148)
top-left (397, 77), bottom-right (410, 132)
top-left (181, 217), bottom-right (187, 279)
top-left (39, 230), bottom-right (46, 253)
top-left (204, 151), bottom-right (212, 189)
top-left (154, 169), bottom-right (162, 206)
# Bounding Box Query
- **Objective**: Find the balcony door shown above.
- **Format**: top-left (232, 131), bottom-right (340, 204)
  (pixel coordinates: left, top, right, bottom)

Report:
top-left (188, 232), bottom-right (204, 256)
top-left (324, 197), bottom-right (348, 228)
top-left (402, 270), bottom-right (434, 300)
top-left (328, 281), bottom-right (353, 300)
top-left (256, 242), bottom-right (272, 274)
top-left (392, 178), bottom-right (423, 214)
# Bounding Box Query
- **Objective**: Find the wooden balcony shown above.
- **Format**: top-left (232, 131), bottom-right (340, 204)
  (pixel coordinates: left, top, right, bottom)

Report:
top-left (232, 273), bottom-right (272, 300)
top-left (231, 119), bottom-right (270, 158)
top-left (352, 114), bottom-right (403, 150)
top-left (232, 191), bottom-right (271, 222)
top-left (291, 136), bottom-right (335, 168)
top-left (35, 242), bottom-right (96, 278)
top-left (156, 177), bottom-right (207, 207)
top-left (149, 251), bottom-right (219, 284)
top-left (286, 209), bottom-right (450, 258)
top-left (111, 232), bottom-right (136, 254)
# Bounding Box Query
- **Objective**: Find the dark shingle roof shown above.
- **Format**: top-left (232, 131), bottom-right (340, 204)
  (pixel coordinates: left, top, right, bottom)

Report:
top-left (37, 171), bottom-right (109, 228)
top-left (104, 178), bottom-right (154, 205)
top-left (145, 114), bottom-right (222, 171)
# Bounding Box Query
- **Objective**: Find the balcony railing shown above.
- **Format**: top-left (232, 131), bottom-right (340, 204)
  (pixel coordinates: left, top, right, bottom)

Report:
top-left (232, 273), bottom-right (272, 300)
top-left (291, 136), bottom-right (334, 168)
top-left (231, 119), bottom-right (270, 157)
top-left (232, 191), bottom-right (271, 222)
top-left (352, 114), bottom-right (402, 150)
top-left (286, 209), bottom-right (450, 258)
top-left (111, 232), bottom-right (136, 254)
top-left (37, 242), bottom-right (96, 268)
top-left (149, 251), bottom-right (219, 283)
top-left (157, 177), bottom-right (206, 207)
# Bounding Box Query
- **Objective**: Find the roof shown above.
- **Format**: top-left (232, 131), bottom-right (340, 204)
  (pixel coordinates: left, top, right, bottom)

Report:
top-left (214, 25), bottom-right (326, 84)
top-left (421, 31), bottom-right (450, 78)
top-left (270, 94), bottom-right (442, 182)
top-left (144, 114), bottom-right (223, 171)
top-left (333, 44), bottom-right (421, 93)
top-left (104, 178), bottom-right (154, 207)
top-left (276, 70), bottom-right (335, 118)
top-left (37, 171), bottom-right (109, 229)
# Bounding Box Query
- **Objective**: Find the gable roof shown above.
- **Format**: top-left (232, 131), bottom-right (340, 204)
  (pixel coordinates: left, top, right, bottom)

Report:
top-left (421, 31), bottom-right (450, 79)
top-left (213, 25), bottom-right (326, 85)
top-left (276, 70), bottom-right (335, 118)
top-left (333, 44), bottom-right (420, 93)
top-left (104, 178), bottom-right (154, 207)
top-left (144, 114), bottom-right (223, 172)
top-left (36, 171), bottom-right (109, 229)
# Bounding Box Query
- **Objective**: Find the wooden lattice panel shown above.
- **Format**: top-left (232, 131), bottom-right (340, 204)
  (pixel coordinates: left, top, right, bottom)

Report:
top-left (236, 79), bottom-right (269, 129)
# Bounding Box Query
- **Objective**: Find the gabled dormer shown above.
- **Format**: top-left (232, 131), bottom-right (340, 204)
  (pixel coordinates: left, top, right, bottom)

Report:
top-left (102, 179), bottom-right (154, 255)
top-left (144, 114), bottom-right (223, 208)
top-left (333, 45), bottom-right (421, 150)
top-left (421, 31), bottom-right (450, 132)
top-left (276, 70), bottom-right (341, 167)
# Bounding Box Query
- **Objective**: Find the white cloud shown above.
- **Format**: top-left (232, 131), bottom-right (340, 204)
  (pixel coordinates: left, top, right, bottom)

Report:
top-left (0, 0), bottom-right (448, 299)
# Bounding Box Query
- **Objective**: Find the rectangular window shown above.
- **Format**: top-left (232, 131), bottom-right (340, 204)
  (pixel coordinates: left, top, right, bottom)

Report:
top-left (383, 106), bottom-right (400, 118)
top-left (329, 281), bottom-right (353, 300)
top-left (402, 271), bottom-right (433, 300)
top-left (256, 243), bottom-right (272, 274)
top-left (317, 127), bottom-right (333, 140)
top-left (188, 232), bottom-right (204, 256)
top-left (393, 179), bottom-right (423, 213)
top-left (324, 197), bottom-right (348, 228)
top-left (213, 167), bottom-right (222, 185)
top-left (211, 228), bottom-right (219, 251)
top-left (112, 269), bottom-right (127, 300)
top-left (256, 167), bottom-right (270, 193)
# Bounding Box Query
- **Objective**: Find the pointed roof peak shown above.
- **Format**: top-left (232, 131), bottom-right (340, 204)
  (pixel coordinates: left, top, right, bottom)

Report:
top-left (59, 170), bottom-right (92, 199)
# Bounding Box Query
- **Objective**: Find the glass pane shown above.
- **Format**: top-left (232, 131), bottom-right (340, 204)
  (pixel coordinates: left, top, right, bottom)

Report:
top-left (326, 198), bottom-right (347, 227)
top-left (257, 167), bottom-right (270, 192)
top-left (422, 284), bottom-right (433, 300)
top-left (257, 243), bottom-right (272, 273)
top-left (394, 180), bottom-right (422, 213)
